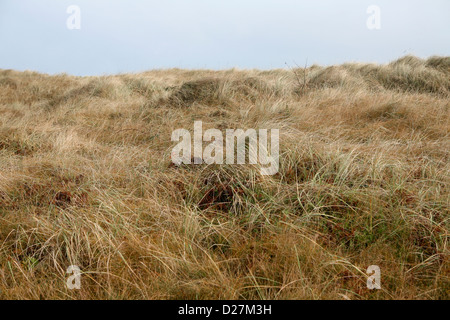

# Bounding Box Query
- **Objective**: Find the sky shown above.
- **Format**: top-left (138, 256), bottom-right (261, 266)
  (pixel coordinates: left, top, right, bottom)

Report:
top-left (0, 0), bottom-right (449, 76)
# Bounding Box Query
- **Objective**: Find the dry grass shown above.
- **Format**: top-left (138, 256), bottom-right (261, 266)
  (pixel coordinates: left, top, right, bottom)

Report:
top-left (0, 55), bottom-right (449, 300)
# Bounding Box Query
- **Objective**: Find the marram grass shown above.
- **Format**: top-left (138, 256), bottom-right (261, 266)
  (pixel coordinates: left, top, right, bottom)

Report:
top-left (0, 56), bottom-right (448, 299)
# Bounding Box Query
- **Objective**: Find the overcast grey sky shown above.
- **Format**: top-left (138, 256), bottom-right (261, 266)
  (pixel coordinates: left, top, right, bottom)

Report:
top-left (0, 0), bottom-right (449, 75)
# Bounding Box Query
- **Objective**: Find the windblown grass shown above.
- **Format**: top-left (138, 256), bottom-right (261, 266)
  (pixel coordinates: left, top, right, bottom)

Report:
top-left (0, 56), bottom-right (449, 299)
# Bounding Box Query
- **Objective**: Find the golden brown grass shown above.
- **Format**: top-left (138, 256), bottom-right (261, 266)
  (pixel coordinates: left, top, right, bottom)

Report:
top-left (0, 55), bottom-right (449, 300)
